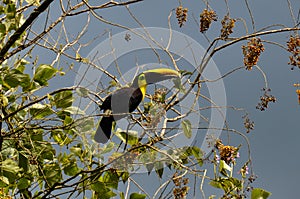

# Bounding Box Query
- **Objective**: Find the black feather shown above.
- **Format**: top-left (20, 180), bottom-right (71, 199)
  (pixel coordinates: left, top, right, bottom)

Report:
top-left (94, 87), bottom-right (143, 143)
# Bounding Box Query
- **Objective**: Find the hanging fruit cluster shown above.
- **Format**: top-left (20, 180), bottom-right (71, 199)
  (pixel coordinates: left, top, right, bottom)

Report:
top-left (176, 5), bottom-right (188, 28)
top-left (243, 114), bottom-right (255, 133)
top-left (242, 38), bottom-right (265, 70)
top-left (172, 172), bottom-right (190, 199)
top-left (256, 88), bottom-right (276, 111)
top-left (215, 140), bottom-right (239, 165)
top-left (200, 9), bottom-right (217, 32)
top-left (220, 15), bottom-right (236, 39)
top-left (287, 35), bottom-right (300, 70)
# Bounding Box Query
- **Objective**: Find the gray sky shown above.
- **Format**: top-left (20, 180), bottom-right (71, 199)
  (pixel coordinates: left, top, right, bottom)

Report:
top-left (43, 0), bottom-right (300, 198)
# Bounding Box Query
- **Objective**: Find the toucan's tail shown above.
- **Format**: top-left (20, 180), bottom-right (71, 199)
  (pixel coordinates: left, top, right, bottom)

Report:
top-left (94, 116), bottom-right (113, 143)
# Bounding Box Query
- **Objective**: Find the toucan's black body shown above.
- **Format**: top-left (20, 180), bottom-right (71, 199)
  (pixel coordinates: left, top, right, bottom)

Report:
top-left (94, 87), bottom-right (143, 143)
top-left (94, 68), bottom-right (180, 143)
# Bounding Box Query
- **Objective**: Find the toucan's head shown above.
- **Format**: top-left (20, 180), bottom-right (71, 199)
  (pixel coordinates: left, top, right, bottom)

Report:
top-left (132, 68), bottom-right (180, 88)
top-left (132, 68), bottom-right (180, 100)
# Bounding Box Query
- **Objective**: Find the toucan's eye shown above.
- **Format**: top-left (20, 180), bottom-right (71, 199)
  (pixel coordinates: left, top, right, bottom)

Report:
top-left (139, 74), bottom-right (145, 80)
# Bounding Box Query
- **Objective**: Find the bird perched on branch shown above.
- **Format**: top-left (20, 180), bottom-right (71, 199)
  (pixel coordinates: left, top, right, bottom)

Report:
top-left (94, 68), bottom-right (180, 143)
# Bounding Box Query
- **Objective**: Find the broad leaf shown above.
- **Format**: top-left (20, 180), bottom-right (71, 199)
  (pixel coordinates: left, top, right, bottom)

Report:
top-left (29, 103), bottom-right (53, 119)
top-left (115, 128), bottom-right (138, 145)
top-left (54, 90), bottom-right (73, 108)
top-left (99, 171), bottom-right (119, 190)
top-left (181, 120), bottom-right (192, 139)
top-left (155, 161), bottom-right (164, 178)
top-left (33, 64), bottom-right (57, 86)
top-left (251, 188), bottom-right (271, 199)
top-left (76, 87), bottom-right (89, 97)
top-left (219, 160), bottom-right (232, 177)
top-left (62, 106), bottom-right (85, 115)
top-left (4, 69), bottom-right (30, 88)
top-left (129, 193), bottom-right (146, 199)
top-left (17, 178), bottom-right (30, 190)
top-left (0, 176), bottom-right (9, 187)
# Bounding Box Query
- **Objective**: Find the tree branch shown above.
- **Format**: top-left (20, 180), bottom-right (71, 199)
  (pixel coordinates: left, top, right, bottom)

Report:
top-left (0, 0), bottom-right (54, 64)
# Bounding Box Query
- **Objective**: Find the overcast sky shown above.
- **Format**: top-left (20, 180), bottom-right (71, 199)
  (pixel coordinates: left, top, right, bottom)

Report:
top-left (44, 0), bottom-right (300, 198)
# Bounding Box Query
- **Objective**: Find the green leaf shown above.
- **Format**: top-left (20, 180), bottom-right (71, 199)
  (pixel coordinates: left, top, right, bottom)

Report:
top-left (145, 163), bottom-right (154, 175)
top-left (62, 106), bottom-right (85, 115)
top-left (173, 77), bottom-right (185, 93)
top-left (119, 192), bottom-right (125, 199)
top-left (191, 146), bottom-right (203, 166)
top-left (63, 161), bottom-right (81, 176)
top-left (219, 160), bottom-right (232, 177)
top-left (39, 147), bottom-right (55, 161)
top-left (54, 90), bottom-right (73, 108)
top-left (18, 152), bottom-right (28, 172)
top-left (0, 94), bottom-right (8, 107)
top-left (91, 181), bottom-right (106, 192)
top-left (17, 177), bottom-right (30, 190)
top-left (210, 178), bottom-right (242, 193)
top-left (0, 176), bottom-right (9, 187)
top-left (251, 188), bottom-right (271, 199)
top-left (15, 58), bottom-right (29, 72)
top-left (129, 193), bottom-right (146, 199)
top-left (75, 117), bottom-right (94, 132)
top-left (115, 128), bottom-right (138, 145)
top-left (29, 103), bottom-right (53, 119)
top-left (5, 3), bottom-right (16, 19)
top-left (76, 87), bottom-right (89, 97)
top-left (209, 180), bottom-right (222, 189)
top-left (43, 163), bottom-right (62, 188)
top-left (0, 159), bottom-right (22, 174)
top-left (0, 23), bottom-right (6, 35)
top-left (155, 161), bottom-right (164, 178)
top-left (51, 130), bottom-right (71, 146)
top-left (33, 64), bottom-right (57, 86)
top-left (99, 171), bottom-right (119, 190)
top-left (4, 69), bottom-right (30, 88)
top-left (91, 182), bottom-right (116, 199)
top-left (70, 145), bottom-right (83, 157)
top-left (25, 0), bottom-right (40, 6)
top-left (31, 130), bottom-right (43, 141)
top-left (120, 172), bottom-right (129, 183)
top-left (181, 120), bottom-right (192, 139)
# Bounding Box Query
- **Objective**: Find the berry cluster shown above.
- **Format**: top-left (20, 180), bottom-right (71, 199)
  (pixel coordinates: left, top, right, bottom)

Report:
top-left (242, 114), bottom-right (254, 133)
top-left (176, 6), bottom-right (188, 28)
top-left (287, 35), bottom-right (300, 70)
top-left (215, 140), bottom-right (239, 165)
top-left (256, 88), bottom-right (276, 111)
top-left (242, 38), bottom-right (265, 70)
top-left (172, 172), bottom-right (190, 199)
top-left (200, 9), bottom-right (217, 33)
top-left (220, 15), bottom-right (236, 39)
top-left (152, 88), bottom-right (167, 103)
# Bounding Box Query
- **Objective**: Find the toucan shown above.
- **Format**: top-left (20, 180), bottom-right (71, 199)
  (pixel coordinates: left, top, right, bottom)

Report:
top-left (94, 68), bottom-right (180, 143)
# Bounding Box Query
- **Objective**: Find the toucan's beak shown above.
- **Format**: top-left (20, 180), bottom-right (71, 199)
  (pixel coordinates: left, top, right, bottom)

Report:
top-left (143, 68), bottom-right (180, 84)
